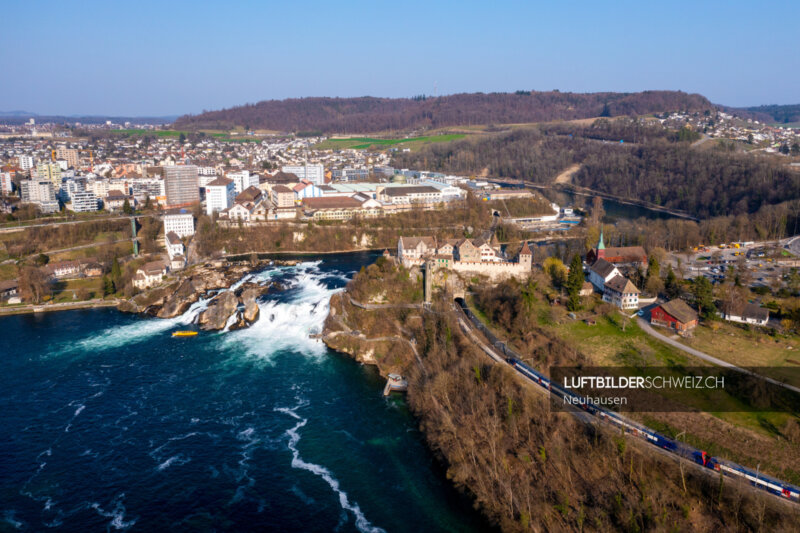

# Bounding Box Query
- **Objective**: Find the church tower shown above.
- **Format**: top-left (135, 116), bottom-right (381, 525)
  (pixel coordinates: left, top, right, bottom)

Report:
top-left (597, 229), bottom-right (606, 259)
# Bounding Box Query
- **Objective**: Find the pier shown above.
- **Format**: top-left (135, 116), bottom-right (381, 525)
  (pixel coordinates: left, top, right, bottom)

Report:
top-left (383, 373), bottom-right (408, 396)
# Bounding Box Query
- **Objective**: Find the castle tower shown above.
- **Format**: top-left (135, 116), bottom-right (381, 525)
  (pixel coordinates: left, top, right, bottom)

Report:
top-left (518, 241), bottom-right (533, 271)
top-left (424, 259), bottom-right (434, 304)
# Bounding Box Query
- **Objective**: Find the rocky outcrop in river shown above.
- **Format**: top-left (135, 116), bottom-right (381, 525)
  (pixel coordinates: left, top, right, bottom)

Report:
top-left (198, 291), bottom-right (239, 331)
top-left (118, 259), bottom-right (288, 331)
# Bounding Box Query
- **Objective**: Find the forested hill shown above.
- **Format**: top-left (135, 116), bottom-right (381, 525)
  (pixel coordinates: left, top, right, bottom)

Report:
top-left (392, 122), bottom-right (800, 220)
top-left (173, 91), bottom-right (712, 133)
top-left (738, 104), bottom-right (800, 125)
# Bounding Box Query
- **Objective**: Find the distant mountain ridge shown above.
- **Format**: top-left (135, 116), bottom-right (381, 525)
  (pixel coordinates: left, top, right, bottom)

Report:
top-left (173, 91), bottom-right (713, 133)
top-left (0, 113), bottom-right (178, 125)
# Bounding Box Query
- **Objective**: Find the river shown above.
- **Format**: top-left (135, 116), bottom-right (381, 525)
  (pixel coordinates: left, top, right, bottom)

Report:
top-left (0, 253), bottom-right (487, 532)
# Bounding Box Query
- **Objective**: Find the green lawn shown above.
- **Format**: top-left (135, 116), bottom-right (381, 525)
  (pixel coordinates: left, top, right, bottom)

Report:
top-left (314, 134), bottom-right (465, 151)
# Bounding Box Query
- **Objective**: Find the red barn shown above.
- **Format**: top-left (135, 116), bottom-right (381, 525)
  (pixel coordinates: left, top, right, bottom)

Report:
top-left (650, 299), bottom-right (698, 335)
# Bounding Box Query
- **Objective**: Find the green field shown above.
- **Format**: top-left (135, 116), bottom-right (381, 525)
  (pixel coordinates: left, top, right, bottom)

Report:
top-left (112, 129), bottom-right (230, 139)
top-left (314, 134), bottom-right (466, 151)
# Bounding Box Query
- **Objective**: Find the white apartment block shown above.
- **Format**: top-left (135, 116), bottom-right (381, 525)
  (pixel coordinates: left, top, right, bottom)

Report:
top-left (18, 155), bottom-right (34, 171)
top-left (227, 170), bottom-right (259, 194)
top-left (20, 180), bottom-right (59, 213)
top-left (205, 177), bottom-right (235, 215)
top-left (282, 163), bottom-right (325, 185)
top-left (90, 179), bottom-right (110, 198)
top-left (197, 166), bottom-right (218, 177)
top-left (20, 180), bottom-right (55, 203)
top-left (164, 213), bottom-right (195, 237)
top-left (70, 191), bottom-right (99, 212)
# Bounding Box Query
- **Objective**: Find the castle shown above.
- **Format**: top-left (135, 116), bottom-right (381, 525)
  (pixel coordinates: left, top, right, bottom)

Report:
top-left (397, 236), bottom-right (532, 280)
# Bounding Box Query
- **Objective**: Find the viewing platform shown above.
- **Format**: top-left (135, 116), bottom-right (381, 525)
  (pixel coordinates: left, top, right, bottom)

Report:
top-left (383, 373), bottom-right (408, 396)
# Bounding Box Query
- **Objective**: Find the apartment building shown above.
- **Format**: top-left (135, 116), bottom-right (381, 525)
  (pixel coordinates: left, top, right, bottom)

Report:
top-left (164, 213), bottom-right (195, 237)
top-left (164, 165), bottom-right (199, 208)
top-left (205, 177), bottom-right (235, 215)
top-left (56, 147), bottom-right (79, 168)
top-left (70, 191), bottom-right (99, 212)
top-left (281, 163), bottom-right (325, 185)
top-left (227, 170), bottom-right (259, 194)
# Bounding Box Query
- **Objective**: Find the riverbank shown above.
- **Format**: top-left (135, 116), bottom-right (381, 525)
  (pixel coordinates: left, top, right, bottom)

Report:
top-left (320, 256), bottom-right (800, 532)
top-left (224, 248), bottom-right (386, 261)
top-left (0, 298), bottom-right (121, 316)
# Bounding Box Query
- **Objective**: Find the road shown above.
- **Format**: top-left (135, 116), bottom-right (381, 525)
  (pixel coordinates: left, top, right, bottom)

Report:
top-left (637, 317), bottom-right (800, 394)
top-left (480, 213), bottom-right (501, 241)
top-left (0, 213), bottom-right (159, 234)
top-left (0, 298), bottom-right (120, 315)
top-left (691, 133), bottom-right (713, 148)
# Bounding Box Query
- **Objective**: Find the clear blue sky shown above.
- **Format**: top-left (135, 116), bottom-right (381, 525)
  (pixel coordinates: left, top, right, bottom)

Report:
top-left (1, 0), bottom-right (797, 116)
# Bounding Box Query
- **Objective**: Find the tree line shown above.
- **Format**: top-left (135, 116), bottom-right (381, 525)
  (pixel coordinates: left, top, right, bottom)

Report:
top-left (173, 91), bottom-right (712, 133)
top-left (395, 122), bottom-right (800, 220)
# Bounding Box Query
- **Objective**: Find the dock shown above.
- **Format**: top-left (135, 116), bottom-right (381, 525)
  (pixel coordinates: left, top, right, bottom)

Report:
top-left (383, 373), bottom-right (408, 396)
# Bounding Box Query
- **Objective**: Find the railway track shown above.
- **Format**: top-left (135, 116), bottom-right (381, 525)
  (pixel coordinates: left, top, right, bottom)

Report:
top-left (453, 298), bottom-right (800, 506)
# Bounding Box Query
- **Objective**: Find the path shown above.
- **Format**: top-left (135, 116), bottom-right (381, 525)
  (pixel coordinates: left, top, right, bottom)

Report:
top-left (553, 163), bottom-right (581, 185)
top-left (691, 133), bottom-right (713, 148)
top-left (637, 317), bottom-right (800, 394)
top-left (348, 297), bottom-right (422, 310)
top-left (0, 298), bottom-right (120, 315)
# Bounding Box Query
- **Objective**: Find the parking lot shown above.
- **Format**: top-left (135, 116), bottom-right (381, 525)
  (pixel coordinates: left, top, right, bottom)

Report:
top-left (669, 239), bottom-right (799, 289)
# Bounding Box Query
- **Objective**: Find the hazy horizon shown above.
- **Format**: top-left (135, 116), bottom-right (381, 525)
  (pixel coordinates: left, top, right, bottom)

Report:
top-left (2, 0), bottom-right (798, 116)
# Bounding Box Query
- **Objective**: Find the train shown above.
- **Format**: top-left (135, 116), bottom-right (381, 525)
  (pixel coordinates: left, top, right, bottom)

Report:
top-left (505, 357), bottom-right (800, 503)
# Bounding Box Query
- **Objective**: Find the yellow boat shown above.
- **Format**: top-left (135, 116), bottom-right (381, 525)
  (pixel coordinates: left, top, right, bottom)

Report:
top-left (172, 331), bottom-right (198, 337)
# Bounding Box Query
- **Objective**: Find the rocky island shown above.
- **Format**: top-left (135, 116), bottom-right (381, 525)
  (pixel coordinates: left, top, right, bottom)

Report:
top-left (117, 259), bottom-right (297, 331)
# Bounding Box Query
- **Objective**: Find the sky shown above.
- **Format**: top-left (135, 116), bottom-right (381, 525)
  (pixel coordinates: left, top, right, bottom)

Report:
top-left (1, 0), bottom-right (798, 116)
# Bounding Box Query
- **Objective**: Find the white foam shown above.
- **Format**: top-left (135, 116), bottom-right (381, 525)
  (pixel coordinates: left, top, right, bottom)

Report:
top-left (222, 310), bottom-right (241, 333)
top-left (157, 454), bottom-right (190, 471)
top-left (90, 494), bottom-right (136, 530)
top-left (54, 261), bottom-right (348, 360)
top-left (64, 295), bottom-right (212, 354)
top-left (221, 266), bottom-right (341, 361)
top-left (276, 403), bottom-right (384, 533)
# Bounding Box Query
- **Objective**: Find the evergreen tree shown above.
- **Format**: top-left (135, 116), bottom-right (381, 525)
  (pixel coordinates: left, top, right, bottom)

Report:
top-left (566, 254), bottom-right (584, 311)
top-left (691, 276), bottom-right (716, 318)
top-left (664, 264), bottom-right (680, 299)
top-left (122, 198), bottom-right (132, 215)
top-left (645, 254), bottom-right (663, 295)
top-left (110, 257), bottom-right (122, 284)
top-left (102, 275), bottom-right (115, 296)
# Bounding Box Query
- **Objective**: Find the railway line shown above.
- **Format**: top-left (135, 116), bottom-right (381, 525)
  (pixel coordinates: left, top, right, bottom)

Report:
top-left (453, 298), bottom-right (800, 506)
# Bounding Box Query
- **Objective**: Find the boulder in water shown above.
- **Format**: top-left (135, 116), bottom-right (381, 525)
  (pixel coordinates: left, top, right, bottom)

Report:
top-left (198, 291), bottom-right (239, 331)
top-left (157, 279), bottom-right (200, 318)
top-left (240, 287), bottom-right (262, 324)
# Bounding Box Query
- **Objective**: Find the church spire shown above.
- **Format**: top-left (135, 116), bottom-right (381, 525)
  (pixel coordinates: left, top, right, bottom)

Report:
top-left (598, 229), bottom-right (605, 250)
